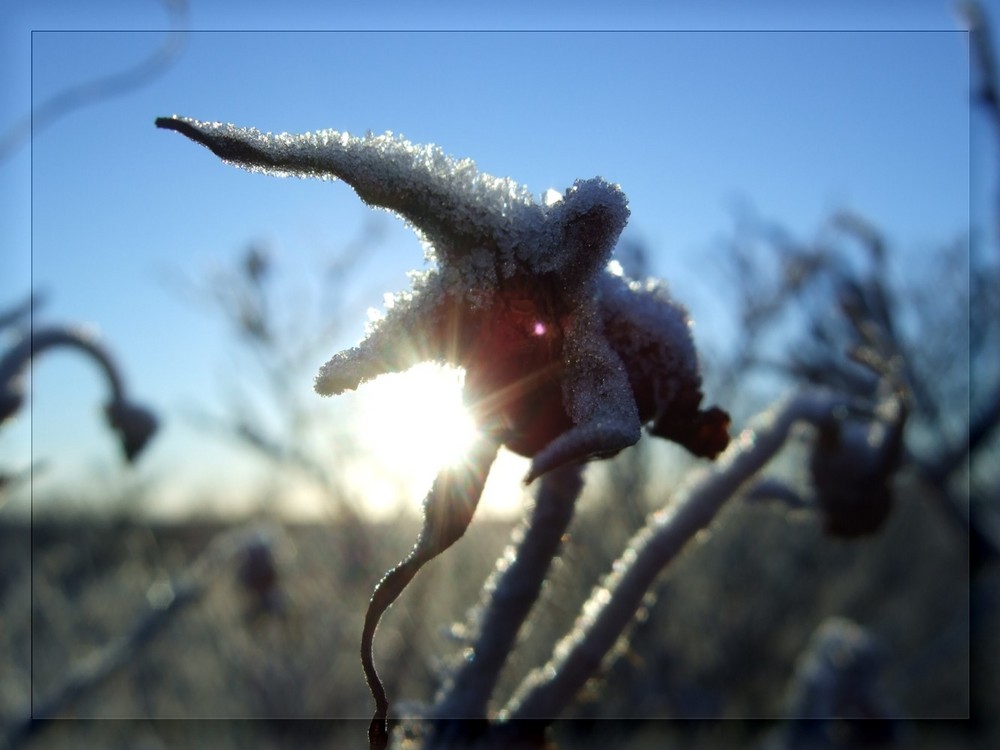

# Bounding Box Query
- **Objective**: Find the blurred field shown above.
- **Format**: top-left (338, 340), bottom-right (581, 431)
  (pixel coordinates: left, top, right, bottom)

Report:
top-left (0, 462), bottom-right (998, 748)
top-left (0, 461), bottom-right (989, 750)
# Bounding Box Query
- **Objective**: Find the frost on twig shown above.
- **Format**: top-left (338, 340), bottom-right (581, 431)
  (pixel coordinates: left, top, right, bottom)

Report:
top-left (432, 463), bottom-right (584, 731)
top-left (502, 388), bottom-right (890, 725)
top-left (494, 293), bottom-right (908, 729)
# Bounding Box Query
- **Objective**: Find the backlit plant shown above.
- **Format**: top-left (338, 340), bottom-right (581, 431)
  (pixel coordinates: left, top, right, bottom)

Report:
top-left (157, 116), bottom-right (908, 750)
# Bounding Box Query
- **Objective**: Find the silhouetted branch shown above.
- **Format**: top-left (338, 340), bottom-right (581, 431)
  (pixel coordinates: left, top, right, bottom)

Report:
top-left (365, 434), bottom-right (502, 750)
top-left (0, 326), bottom-right (158, 462)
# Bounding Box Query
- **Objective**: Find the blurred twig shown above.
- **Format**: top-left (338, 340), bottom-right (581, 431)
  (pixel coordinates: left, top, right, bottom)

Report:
top-left (763, 617), bottom-right (897, 750)
top-left (0, 325), bottom-right (158, 462)
top-left (0, 0), bottom-right (189, 162)
top-left (0, 292), bottom-right (43, 335)
top-left (164, 234), bottom-right (380, 522)
top-left (2, 524), bottom-right (281, 750)
top-left (960, 1), bottom-right (1000, 131)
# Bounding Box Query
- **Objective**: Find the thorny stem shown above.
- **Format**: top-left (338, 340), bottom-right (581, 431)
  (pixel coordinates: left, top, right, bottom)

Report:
top-left (364, 433), bottom-right (500, 750)
top-left (431, 463), bottom-right (584, 733)
top-left (502, 389), bottom-right (856, 724)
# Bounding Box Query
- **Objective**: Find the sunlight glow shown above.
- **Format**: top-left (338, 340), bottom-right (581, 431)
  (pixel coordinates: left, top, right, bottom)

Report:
top-left (356, 362), bottom-right (478, 467)
top-left (349, 363), bottom-right (530, 519)
top-left (351, 364), bottom-right (477, 507)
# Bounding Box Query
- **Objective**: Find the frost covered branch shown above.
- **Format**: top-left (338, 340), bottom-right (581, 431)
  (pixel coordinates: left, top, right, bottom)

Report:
top-left (502, 388), bottom-right (867, 724)
top-left (431, 464), bottom-right (584, 729)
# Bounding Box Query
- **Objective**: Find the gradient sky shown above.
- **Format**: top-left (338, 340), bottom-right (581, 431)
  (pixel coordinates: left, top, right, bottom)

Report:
top-left (0, 1), bottom-right (975, 519)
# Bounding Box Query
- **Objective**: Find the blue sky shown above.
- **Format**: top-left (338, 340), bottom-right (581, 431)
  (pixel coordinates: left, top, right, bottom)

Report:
top-left (0, 2), bottom-right (975, 518)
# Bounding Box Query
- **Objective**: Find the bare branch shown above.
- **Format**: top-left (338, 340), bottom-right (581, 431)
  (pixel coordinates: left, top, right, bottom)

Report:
top-left (0, 326), bottom-right (158, 462)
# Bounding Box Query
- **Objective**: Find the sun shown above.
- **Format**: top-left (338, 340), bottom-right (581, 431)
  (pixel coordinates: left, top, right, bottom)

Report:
top-left (349, 363), bottom-right (532, 520)
top-left (352, 363), bottom-right (479, 493)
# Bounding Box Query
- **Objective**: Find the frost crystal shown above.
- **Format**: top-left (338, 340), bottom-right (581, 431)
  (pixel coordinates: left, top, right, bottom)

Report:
top-left (156, 115), bottom-right (729, 480)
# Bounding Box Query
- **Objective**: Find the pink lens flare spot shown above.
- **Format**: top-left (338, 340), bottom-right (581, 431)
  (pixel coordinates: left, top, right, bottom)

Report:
top-left (532, 321), bottom-right (547, 336)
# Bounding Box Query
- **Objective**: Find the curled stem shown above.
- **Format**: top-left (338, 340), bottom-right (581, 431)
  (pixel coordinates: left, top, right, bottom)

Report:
top-left (363, 433), bottom-right (500, 750)
top-left (1, 327), bottom-right (126, 408)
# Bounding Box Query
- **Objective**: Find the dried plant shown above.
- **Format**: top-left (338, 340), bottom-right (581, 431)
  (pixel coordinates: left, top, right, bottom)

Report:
top-left (154, 113), bottom-right (923, 750)
top-left (157, 115), bottom-right (738, 746)
top-left (167, 236), bottom-right (379, 526)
